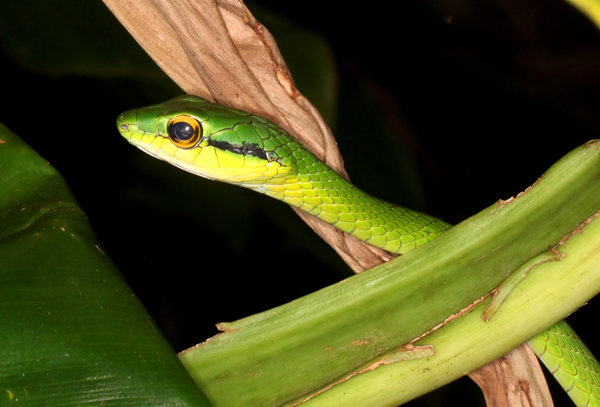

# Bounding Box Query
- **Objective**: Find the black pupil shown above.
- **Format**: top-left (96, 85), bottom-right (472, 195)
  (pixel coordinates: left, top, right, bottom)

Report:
top-left (170, 122), bottom-right (195, 141)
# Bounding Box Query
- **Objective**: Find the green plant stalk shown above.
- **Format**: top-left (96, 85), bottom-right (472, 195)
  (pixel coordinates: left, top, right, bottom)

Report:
top-left (179, 141), bottom-right (600, 407)
top-left (296, 210), bottom-right (600, 407)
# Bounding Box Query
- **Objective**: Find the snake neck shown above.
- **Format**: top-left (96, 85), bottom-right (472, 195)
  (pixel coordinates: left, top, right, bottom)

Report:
top-left (248, 151), bottom-right (450, 255)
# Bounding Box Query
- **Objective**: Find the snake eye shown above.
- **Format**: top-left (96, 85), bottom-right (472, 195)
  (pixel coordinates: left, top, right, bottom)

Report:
top-left (167, 116), bottom-right (202, 148)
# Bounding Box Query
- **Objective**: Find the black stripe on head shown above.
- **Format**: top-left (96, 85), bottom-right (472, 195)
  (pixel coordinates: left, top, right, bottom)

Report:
top-left (209, 140), bottom-right (269, 160)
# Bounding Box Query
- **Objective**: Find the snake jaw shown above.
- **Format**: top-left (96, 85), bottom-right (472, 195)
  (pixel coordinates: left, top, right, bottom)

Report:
top-left (130, 142), bottom-right (219, 182)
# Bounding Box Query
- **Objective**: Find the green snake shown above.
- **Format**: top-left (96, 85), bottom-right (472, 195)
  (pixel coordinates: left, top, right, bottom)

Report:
top-left (118, 95), bottom-right (600, 406)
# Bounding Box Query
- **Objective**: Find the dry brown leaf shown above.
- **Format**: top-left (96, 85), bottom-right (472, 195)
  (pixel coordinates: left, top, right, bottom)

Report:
top-left (470, 344), bottom-right (554, 407)
top-left (103, 0), bottom-right (392, 272)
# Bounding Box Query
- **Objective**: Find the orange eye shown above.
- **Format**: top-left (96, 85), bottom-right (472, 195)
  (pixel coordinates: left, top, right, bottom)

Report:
top-left (167, 116), bottom-right (202, 148)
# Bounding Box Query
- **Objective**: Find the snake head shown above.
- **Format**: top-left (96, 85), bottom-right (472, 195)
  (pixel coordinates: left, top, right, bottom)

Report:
top-left (117, 95), bottom-right (296, 185)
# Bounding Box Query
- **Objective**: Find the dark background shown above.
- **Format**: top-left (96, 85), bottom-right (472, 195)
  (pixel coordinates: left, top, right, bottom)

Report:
top-left (2, 0), bottom-right (600, 405)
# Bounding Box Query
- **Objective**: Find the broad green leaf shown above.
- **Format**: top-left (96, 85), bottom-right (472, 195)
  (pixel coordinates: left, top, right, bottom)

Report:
top-left (0, 123), bottom-right (211, 406)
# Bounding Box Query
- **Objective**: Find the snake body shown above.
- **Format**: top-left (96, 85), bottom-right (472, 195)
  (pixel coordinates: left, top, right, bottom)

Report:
top-left (118, 95), bottom-right (600, 406)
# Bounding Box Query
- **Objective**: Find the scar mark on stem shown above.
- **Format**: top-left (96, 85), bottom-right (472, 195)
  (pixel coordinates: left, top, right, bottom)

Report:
top-left (410, 293), bottom-right (493, 344)
top-left (498, 176), bottom-right (544, 207)
top-left (553, 209), bottom-right (600, 249)
top-left (289, 344), bottom-right (434, 407)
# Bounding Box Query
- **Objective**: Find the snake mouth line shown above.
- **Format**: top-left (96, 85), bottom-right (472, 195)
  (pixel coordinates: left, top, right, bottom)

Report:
top-left (131, 142), bottom-right (218, 182)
